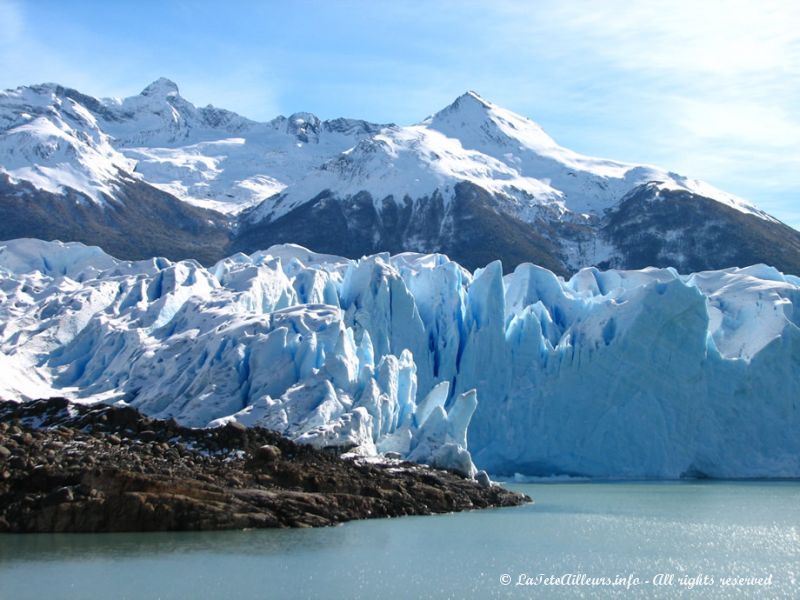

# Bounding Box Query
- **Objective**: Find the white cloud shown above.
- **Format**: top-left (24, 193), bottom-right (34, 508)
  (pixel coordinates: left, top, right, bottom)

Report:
top-left (498, 0), bottom-right (800, 77)
top-left (676, 98), bottom-right (800, 148)
top-left (482, 0), bottom-right (800, 226)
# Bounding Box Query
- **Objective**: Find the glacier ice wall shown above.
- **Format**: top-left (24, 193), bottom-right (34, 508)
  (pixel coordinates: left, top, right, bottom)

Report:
top-left (1, 238), bottom-right (799, 478)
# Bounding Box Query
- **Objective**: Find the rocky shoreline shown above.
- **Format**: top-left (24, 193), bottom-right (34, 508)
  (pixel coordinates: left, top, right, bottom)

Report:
top-left (0, 398), bottom-right (529, 532)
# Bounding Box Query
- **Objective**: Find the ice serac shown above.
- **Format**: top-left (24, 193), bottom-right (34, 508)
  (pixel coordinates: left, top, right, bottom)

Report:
top-left (1, 239), bottom-right (799, 479)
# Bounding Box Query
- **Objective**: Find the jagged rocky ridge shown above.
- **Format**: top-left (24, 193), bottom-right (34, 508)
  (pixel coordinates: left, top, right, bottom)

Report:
top-left (2, 79), bottom-right (799, 274)
top-left (1, 239), bottom-right (799, 479)
top-left (0, 398), bottom-right (526, 533)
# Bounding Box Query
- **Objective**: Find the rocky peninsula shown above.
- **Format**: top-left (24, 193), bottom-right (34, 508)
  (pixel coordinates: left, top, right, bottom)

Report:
top-left (0, 398), bottom-right (529, 533)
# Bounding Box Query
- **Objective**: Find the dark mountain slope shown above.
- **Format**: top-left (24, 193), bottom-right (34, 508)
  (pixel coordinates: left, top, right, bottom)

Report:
top-left (233, 182), bottom-right (568, 274)
top-left (0, 175), bottom-right (231, 265)
top-left (602, 185), bottom-right (800, 275)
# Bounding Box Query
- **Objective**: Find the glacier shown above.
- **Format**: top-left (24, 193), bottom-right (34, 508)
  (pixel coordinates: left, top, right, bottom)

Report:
top-left (1, 238), bottom-right (798, 479)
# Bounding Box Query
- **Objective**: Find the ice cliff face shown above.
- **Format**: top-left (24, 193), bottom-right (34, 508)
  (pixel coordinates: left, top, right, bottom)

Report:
top-left (1, 239), bottom-right (799, 478)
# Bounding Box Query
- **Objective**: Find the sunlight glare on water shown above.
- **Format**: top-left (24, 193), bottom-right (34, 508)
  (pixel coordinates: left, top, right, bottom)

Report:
top-left (0, 482), bottom-right (797, 599)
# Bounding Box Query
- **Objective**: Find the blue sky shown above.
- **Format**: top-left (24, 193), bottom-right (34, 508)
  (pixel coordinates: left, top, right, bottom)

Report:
top-left (1, 0), bottom-right (798, 228)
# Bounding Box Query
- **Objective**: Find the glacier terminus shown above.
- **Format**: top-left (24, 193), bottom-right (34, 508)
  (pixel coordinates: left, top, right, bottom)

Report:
top-left (1, 239), bottom-right (798, 479)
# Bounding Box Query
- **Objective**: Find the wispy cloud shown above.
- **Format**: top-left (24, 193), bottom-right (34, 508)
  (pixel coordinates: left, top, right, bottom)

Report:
top-left (465, 0), bottom-right (800, 226)
top-left (538, 1), bottom-right (799, 75)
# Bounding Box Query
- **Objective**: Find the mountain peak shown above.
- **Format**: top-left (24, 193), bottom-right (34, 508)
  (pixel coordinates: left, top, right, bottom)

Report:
top-left (460, 90), bottom-right (492, 106)
top-left (140, 78), bottom-right (180, 98)
top-left (436, 91), bottom-right (493, 117)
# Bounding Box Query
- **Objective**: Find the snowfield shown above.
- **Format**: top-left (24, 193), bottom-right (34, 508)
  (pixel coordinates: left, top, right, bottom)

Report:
top-left (0, 79), bottom-right (386, 214)
top-left (1, 239), bottom-right (798, 478)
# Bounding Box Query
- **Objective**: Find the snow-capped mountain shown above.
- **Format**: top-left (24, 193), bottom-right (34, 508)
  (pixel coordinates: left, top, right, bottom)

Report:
top-left (0, 81), bottom-right (234, 263)
top-left (0, 83), bottom-right (135, 204)
top-left (2, 239), bottom-right (798, 478)
top-left (427, 92), bottom-right (766, 218)
top-left (239, 90), bottom-right (799, 274)
top-left (99, 78), bottom-right (387, 213)
top-left (1, 79), bottom-right (799, 275)
top-left (252, 91), bottom-right (766, 223)
top-left (0, 78), bottom-right (386, 214)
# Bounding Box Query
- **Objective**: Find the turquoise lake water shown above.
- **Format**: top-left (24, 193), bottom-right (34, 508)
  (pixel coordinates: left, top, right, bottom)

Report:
top-left (1, 482), bottom-right (798, 599)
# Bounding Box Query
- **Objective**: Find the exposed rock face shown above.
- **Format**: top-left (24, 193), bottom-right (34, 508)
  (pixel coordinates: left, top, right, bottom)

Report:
top-left (601, 185), bottom-right (800, 275)
top-left (0, 399), bottom-right (529, 533)
top-left (233, 183), bottom-right (568, 275)
top-left (0, 175), bottom-right (231, 266)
